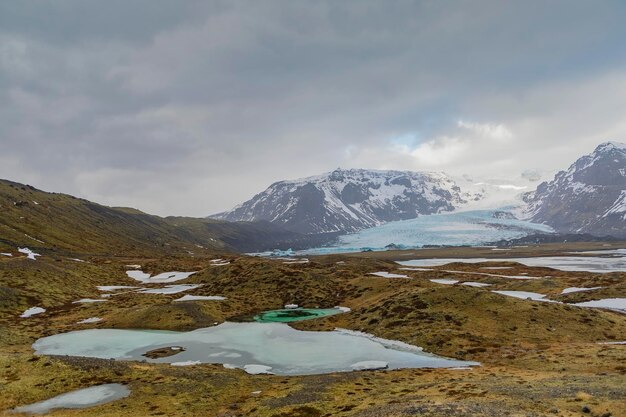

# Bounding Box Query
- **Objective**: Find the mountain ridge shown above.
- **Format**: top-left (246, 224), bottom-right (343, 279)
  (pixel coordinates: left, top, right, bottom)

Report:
top-left (521, 141), bottom-right (626, 237)
top-left (0, 179), bottom-right (330, 256)
top-left (212, 168), bottom-right (479, 234)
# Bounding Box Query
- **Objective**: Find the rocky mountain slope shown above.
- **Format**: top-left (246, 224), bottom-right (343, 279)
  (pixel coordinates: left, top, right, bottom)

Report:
top-left (213, 169), bottom-right (477, 234)
top-left (522, 141), bottom-right (626, 237)
top-left (0, 180), bottom-right (326, 256)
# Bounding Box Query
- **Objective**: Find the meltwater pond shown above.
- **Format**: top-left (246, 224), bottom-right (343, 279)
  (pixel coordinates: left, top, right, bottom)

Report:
top-left (32, 322), bottom-right (477, 376)
top-left (12, 384), bottom-right (129, 415)
top-left (254, 308), bottom-right (344, 323)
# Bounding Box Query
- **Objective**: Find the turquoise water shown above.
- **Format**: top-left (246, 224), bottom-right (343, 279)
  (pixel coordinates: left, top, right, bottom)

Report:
top-left (32, 322), bottom-right (478, 376)
top-left (304, 209), bottom-right (553, 254)
top-left (254, 308), bottom-right (343, 323)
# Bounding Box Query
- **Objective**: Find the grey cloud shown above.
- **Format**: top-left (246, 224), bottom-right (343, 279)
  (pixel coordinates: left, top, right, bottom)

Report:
top-left (1, 1), bottom-right (626, 216)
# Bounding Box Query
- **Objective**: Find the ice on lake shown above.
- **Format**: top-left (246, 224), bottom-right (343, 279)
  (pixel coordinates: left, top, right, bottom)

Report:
top-left (32, 322), bottom-right (478, 376)
top-left (11, 384), bottom-right (129, 415)
top-left (560, 287), bottom-right (603, 294)
top-left (398, 253), bottom-right (626, 274)
top-left (572, 298), bottom-right (626, 314)
top-left (492, 291), bottom-right (556, 303)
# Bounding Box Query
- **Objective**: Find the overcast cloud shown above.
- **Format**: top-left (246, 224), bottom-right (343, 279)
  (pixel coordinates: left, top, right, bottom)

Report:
top-left (1, 0), bottom-right (626, 216)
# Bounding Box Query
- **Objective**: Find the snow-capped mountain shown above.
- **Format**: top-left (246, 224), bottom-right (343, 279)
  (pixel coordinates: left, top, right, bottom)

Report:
top-left (213, 169), bottom-right (478, 234)
top-left (521, 141), bottom-right (626, 237)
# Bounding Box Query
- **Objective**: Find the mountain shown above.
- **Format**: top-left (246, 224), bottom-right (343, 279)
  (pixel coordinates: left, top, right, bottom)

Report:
top-left (0, 179), bottom-right (329, 256)
top-left (521, 141), bottom-right (626, 237)
top-left (213, 169), bottom-right (477, 234)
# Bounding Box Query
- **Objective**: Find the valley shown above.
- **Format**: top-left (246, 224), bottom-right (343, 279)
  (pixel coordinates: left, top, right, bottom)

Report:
top-left (1, 243), bottom-right (625, 416)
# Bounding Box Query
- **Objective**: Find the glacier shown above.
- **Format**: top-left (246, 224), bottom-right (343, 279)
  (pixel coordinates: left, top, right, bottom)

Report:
top-left (304, 209), bottom-right (553, 254)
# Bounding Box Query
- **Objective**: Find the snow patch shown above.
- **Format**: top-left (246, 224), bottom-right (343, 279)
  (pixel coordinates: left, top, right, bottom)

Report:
top-left (77, 317), bottom-right (103, 324)
top-left (20, 307), bottom-right (46, 318)
top-left (18, 247), bottom-right (40, 260)
top-left (369, 271), bottom-right (410, 279)
top-left (430, 279), bottom-right (459, 285)
top-left (174, 295), bottom-right (226, 301)
top-left (560, 287), bottom-right (603, 294)
top-left (126, 270), bottom-right (198, 284)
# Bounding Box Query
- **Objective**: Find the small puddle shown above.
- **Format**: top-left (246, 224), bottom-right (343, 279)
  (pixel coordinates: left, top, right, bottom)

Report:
top-left (11, 383), bottom-right (130, 415)
top-left (254, 308), bottom-right (343, 323)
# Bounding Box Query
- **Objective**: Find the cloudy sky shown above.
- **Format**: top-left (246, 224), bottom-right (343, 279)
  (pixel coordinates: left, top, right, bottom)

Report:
top-left (2, 1), bottom-right (626, 216)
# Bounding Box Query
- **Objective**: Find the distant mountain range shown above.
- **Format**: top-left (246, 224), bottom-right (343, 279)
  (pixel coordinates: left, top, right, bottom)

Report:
top-left (521, 141), bottom-right (626, 237)
top-left (212, 169), bottom-right (479, 234)
top-left (1, 142), bottom-right (623, 257)
top-left (215, 141), bottom-right (625, 238)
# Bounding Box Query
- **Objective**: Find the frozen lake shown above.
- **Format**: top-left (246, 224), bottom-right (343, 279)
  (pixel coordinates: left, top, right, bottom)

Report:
top-left (304, 210), bottom-right (553, 254)
top-left (398, 252), bottom-right (626, 273)
top-left (32, 322), bottom-right (478, 376)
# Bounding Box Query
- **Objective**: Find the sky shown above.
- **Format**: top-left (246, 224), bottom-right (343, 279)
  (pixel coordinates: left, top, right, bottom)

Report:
top-left (1, 1), bottom-right (626, 217)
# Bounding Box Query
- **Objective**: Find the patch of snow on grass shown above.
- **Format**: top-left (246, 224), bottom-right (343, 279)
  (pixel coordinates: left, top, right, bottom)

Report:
top-left (283, 259), bottom-right (309, 264)
top-left (126, 270), bottom-right (197, 284)
top-left (430, 279), bottom-right (459, 285)
top-left (11, 384), bottom-right (130, 415)
top-left (461, 282), bottom-right (491, 287)
top-left (369, 271), bottom-right (410, 279)
top-left (20, 307), bottom-right (45, 318)
top-left (18, 247), bottom-right (40, 260)
top-left (73, 299), bottom-right (108, 304)
top-left (77, 317), bottom-right (102, 324)
top-left (561, 287), bottom-right (603, 294)
top-left (139, 284), bottom-right (201, 295)
top-left (97, 286), bottom-right (139, 291)
top-left (174, 295), bottom-right (226, 301)
top-left (492, 291), bottom-right (556, 303)
top-left (1, 252), bottom-right (12, 257)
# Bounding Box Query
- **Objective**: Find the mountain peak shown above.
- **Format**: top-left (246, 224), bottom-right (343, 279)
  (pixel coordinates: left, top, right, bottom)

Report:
top-left (213, 169), bottom-right (474, 234)
top-left (594, 141), bottom-right (626, 153)
top-left (523, 141), bottom-right (626, 237)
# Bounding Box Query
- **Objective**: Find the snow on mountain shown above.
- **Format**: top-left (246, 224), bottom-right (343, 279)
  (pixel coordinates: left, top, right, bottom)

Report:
top-left (213, 169), bottom-right (479, 234)
top-left (521, 141), bottom-right (626, 237)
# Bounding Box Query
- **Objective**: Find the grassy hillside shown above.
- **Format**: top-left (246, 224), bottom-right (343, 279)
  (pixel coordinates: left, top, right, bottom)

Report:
top-left (0, 180), bottom-right (329, 256)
